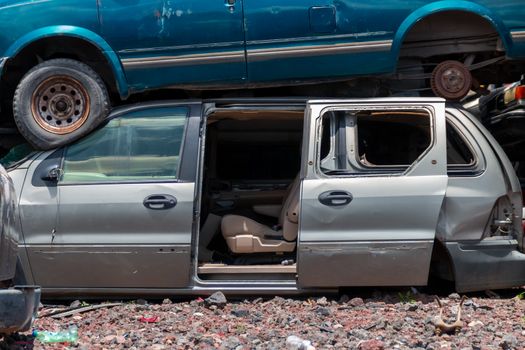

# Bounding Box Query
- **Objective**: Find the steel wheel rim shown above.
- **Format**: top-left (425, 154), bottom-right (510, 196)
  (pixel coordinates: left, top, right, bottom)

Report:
top-left (31, 76), bottom-right (90, 134)
top-left (440, 67), bottom-right (466, 94)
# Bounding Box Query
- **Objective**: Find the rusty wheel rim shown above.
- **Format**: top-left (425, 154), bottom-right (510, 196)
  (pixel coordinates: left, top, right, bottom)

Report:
top-left (431, 60), bottom-right (472, 101)
top-left (31, 76), bottom-right (90, 134)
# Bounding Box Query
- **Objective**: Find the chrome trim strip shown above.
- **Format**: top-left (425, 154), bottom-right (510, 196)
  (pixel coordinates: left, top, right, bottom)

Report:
top-left (121, 39), bottom-right (392, 69)
top-left (119, 41), bottom-right (245, 54)
top-left (246, 32), bottom-right (393, 46)
top-left (247, 40), bottom-right (393, 61)
top-left (511, 30), bottom-right (525, 42)
top-left (122, 51), bottom-right (245, 69)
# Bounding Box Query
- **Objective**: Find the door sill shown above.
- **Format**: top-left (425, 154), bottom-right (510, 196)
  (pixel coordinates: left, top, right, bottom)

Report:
top-left (198, 263), bottom-right (296, 274)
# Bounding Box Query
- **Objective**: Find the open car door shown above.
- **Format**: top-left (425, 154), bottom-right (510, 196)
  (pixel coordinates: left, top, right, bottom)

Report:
top-left (298, 98), bottom-right (448, 287)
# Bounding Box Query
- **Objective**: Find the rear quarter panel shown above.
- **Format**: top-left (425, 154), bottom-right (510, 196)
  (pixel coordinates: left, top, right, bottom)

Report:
top-left (438, 108), bottom-right (521, 242)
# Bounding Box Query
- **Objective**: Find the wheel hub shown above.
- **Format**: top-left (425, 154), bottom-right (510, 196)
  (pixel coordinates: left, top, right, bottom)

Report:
top-left (440, 67), bottom-right (465, 93)
top-left (31, 76), bottom-right (90, 134)
top-left (430, 60), bottom-right (472, 101)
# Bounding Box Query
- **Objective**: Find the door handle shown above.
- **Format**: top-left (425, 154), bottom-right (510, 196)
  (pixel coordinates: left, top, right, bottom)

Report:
top-left (224, 0), bottom-right (235, 12)
top-left (318, 191), bottom-right (353, 207)
top-left (143, 194), bottom-right (177, 210)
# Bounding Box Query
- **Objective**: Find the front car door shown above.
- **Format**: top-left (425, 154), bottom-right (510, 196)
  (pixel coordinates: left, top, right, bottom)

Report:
top-left (298, 98), bottom-right (447, 287)
top-left (98, 0), bottom-right (246, 91)
top-left (21, 103), bottom-right (201, 290)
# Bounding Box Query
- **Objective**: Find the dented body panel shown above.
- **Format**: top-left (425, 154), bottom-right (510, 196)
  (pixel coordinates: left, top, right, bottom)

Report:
top-left (0, 1), bottom-right (525, 96)
top-left (298, 99), bottom-right (448, 287)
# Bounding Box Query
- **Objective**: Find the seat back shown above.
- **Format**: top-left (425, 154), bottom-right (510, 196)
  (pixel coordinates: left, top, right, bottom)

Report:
top-left (279, 176), bottom-right (300, 241)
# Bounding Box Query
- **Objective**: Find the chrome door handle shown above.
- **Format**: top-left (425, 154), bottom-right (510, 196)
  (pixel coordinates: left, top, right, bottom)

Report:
top-left (318, 191), bottom-right (353, 207)
top-left (224, 0), bottom-right (235, 12)
top-left (143, 194), bottom-right (177, 210)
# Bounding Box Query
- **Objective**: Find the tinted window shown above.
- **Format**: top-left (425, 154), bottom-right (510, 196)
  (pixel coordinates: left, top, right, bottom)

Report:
top-left (62, 108), bottom-right (187, 183)
top-left (446, 122), bottom-right (475, 166)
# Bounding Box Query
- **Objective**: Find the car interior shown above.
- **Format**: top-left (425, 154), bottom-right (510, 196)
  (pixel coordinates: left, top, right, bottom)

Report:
top-left (196, 109), bottom-right (303, 280)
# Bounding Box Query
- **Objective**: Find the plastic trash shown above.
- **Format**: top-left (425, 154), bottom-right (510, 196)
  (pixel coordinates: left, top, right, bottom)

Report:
top-left (33, 325), bottom-right (78, 344)
top-left (286, 335), bottom-right (316, 350)
top-left (139, 315), bottom-right (159, 323)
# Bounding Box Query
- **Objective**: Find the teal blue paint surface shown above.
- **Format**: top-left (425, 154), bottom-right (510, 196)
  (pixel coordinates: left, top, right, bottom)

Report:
top-left (0, 0), bottom-right (523, 98)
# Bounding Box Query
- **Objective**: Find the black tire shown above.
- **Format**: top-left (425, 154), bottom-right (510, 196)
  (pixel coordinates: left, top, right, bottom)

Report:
top-left (13, 58), bottom-right (110, 150)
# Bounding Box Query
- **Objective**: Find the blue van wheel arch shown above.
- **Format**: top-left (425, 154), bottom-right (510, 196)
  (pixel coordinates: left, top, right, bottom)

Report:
top-left (3, 26), bottom-right (129, 99)
top-left (392, 1), bottom-right (512, 60)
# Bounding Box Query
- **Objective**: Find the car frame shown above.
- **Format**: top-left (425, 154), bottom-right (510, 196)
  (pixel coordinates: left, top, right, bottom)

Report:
top-left (1, 0), bottom-right (525, 149)
top-left (5, 97), bottom-right (524, 297)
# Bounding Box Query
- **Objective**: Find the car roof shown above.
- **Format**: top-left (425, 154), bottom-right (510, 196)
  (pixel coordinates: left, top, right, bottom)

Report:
top-left (107, 97), bottom-right (448, 120)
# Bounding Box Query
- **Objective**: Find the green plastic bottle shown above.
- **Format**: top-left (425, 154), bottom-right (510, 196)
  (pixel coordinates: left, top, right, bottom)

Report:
top-left (33, 325), bottom-right (78, 343)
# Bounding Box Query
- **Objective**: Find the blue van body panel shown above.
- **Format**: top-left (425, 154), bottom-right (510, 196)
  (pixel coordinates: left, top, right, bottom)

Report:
top-left (0, 0), bottom-right (524, 97)
top-left (3, 26), bottom-right (129, 98)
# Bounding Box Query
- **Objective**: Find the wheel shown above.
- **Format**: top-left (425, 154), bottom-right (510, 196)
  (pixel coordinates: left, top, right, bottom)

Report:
top-left (430, 60), bottom-right (472, 101)
top-left (13, 58), bottom-right (110, 150)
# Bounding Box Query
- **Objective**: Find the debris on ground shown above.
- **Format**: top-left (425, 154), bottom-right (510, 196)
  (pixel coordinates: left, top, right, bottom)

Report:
top-left (1, 288), bottom-right (524, 349)
top-left (205, 291), bottom-right (228, 308)
top-left (432, 295), bottom-right (466, 335)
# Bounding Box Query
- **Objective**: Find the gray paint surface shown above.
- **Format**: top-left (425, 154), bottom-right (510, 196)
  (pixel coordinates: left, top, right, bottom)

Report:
top-left (6, 98), bottom-right (525, 295)
top-left (298, 100), bottom-right (447, 287)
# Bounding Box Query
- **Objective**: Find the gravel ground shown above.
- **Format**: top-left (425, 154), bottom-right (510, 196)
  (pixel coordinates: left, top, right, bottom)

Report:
top-left (1, 288), bottom-right (525, 350)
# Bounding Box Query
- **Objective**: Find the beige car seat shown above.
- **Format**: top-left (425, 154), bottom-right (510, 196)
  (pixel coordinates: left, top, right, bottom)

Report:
top-left (221, 177), bottom-right (300, 253)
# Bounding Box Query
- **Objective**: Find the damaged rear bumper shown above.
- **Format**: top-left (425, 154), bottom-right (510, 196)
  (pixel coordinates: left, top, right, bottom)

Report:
top-left (447, 240), bottom-right (525, 292)
top-left (0, 286), bottom-right (40, 334)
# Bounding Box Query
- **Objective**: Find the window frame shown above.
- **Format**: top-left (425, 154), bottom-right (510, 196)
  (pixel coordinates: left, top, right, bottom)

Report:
top-left (445, 114), bottom-right (485, 177)
top-left (58, 107), bottom-right (190, 186)
top-left (315, 106), bottom-right (436, 178)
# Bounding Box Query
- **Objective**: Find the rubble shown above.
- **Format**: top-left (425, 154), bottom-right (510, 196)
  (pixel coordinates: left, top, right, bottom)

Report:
top-left (1, 289), bottom-right (524, 349)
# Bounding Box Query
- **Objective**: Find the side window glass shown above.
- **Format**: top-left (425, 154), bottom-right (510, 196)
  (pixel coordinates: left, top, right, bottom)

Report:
top-left (61, 107), bottom-right (188, 183)
top-left (319, 109), bottom-right (432, 175)
top-left (446, 122), bottom-right (475, 166)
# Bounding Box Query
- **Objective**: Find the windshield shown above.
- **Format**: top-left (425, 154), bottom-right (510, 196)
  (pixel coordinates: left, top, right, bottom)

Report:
top-left (0, 143), bottom-right (35, 169)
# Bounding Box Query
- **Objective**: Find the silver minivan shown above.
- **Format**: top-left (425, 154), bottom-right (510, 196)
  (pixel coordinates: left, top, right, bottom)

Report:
top-left (5, 98), bottom-right (525, 296)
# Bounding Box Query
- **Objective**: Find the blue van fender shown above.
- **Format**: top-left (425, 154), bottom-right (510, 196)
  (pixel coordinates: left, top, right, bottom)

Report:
top-left (3, 26), bottom-right (129, 99)
top-left (392, 1), bottom-right (512, 60)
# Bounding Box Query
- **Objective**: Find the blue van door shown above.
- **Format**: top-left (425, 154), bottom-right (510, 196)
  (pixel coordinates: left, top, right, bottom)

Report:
top-left (98, 0), bottom-right (247, 91)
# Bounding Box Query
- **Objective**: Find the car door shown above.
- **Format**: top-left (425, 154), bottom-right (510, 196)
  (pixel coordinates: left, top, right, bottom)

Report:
top-left (98, 0), bottom-right (246, 90)
top-left (21, 103), bottom-right (202, 289)
top-left (297, 98), bottom-right (448, 287)
top-left (243, 0), bottom-right (402, 82)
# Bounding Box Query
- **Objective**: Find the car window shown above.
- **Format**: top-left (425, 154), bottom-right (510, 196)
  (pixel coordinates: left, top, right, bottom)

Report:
top-left (319, 109), bottom-right (432, 175)
top-left (61, 107), bottom-right (188, 183)
top-left (0, 143), bottom-right (35, 169)
top-left (446, 121), bottom-right (475, 166)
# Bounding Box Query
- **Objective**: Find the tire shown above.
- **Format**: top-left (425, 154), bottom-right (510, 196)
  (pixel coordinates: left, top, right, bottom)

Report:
top-left (430, 60), bottom-right (472, 101)
top-left (13, 58), bottom-right (110, 150)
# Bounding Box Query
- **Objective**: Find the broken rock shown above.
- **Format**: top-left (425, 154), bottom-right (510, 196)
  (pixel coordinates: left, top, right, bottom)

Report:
top-left (205, 291), bottom-right (227, 308)
top-left (358, 339), bottom-right (385, 350)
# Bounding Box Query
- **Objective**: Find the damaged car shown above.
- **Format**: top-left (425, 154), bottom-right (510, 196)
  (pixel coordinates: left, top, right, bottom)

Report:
top-left (0, 164), bottom-right (40, 335)
top-left (1, 1), bottom-right (525, 150)
top-left (5, 97), bottom-right (524, 296)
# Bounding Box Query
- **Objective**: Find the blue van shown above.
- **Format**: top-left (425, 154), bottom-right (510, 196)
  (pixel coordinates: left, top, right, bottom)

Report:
top-left (1, 0), bottom-right (525, 148)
